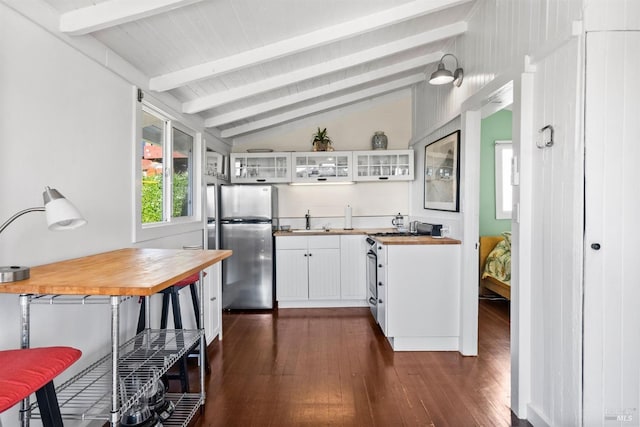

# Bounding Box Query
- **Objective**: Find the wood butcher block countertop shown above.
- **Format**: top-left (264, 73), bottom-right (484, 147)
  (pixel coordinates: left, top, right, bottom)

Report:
top-left (274, 228), bottom-right (461, 245)
top-left (0, 248), bottom-right (232, 296)
top-left (372, 236), bottom-right (461, 245)
top-left (273, 228), bottom-right (395, 237)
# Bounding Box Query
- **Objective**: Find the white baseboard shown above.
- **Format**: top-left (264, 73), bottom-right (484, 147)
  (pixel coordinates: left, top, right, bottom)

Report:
top-left (527, 403), bottom-right (551, 427)
top-left (277, 299), bottom-right (368, 308)
top-left (387, 336), bottom-right (459, 351)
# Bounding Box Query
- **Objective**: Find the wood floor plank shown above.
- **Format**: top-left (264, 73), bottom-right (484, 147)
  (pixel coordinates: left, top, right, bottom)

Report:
top-left (189, 300), bottom-right (530, 426)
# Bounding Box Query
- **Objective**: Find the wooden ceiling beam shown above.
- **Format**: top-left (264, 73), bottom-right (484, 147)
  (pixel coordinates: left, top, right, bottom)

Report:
top-left (183, 21), bottom-right (467, 114)
top-left (151, 0), bottom-right (472, 91)
top-left (205, 53), bottom-right (442, 127)
top-left (59, 0), bottom-right (205, 35)
top-left (219, 74), bottom-right (426, 138)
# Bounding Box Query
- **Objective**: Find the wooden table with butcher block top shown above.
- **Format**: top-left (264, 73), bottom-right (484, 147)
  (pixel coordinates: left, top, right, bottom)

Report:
top-left (0, 247), bottom-right (232, 427)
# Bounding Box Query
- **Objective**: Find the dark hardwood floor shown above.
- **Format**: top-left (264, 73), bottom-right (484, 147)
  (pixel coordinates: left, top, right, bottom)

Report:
top-left (190, 299), bottom-right (530, 426)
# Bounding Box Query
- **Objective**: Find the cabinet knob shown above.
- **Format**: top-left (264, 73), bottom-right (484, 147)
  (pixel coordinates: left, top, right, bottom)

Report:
top-left (210, 297), bottom-right (217, 301)
top-left (378, 264), bottom-right (383, 268)
top-left (304, 253), bottom-right (308, 257)
top-left (378, 299), bottom-right (383, 304)
top-left (591, 243), bottom-right (601, 250)
top-left (308, 253), bottom-right (312, 256)
top-left (378, 281), bottom-right (383, 287)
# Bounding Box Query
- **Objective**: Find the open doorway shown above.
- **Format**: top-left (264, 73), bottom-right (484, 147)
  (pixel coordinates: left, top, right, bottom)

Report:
top-left (478, 108), bottom-right (512, 305)
top-left (459, 77), bottom-right (523, 414)
top-left (476, 105), bottom-right (513, 406)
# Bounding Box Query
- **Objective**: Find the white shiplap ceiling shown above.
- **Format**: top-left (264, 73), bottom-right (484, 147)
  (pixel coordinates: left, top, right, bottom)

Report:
top-left (26, 0), bottom-right (476, 139)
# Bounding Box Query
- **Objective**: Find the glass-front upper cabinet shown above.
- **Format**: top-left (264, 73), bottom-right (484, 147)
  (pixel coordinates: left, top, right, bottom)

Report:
top-left (230, 152), bottom-right (291, 183)
top-left (291, 152), bottom-right (353, 183)
top-left (353, 150), bottom-right (414, 181)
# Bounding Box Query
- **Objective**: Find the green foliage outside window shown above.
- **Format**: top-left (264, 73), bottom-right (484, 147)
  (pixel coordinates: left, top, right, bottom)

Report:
top-left (141, 172), bottom-right (190, 223)
top-left (172, 172), bottom-right (190, 217)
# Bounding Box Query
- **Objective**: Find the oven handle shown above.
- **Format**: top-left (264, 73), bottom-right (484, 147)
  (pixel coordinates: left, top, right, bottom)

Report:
top-left (368, 297), bottom-right (377, 306)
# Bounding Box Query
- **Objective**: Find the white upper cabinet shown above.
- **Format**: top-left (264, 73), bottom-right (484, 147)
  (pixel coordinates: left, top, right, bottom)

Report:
top-left (291, 152), bottom-right (353, 183)
top-left (230, 152), bottom-right (291, 183)
top-left (353, 150), bottom-right (414, 181)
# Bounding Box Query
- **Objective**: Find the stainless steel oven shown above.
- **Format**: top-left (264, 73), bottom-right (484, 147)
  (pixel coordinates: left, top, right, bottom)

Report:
top-left (366, 237), bottom-right (378, 319)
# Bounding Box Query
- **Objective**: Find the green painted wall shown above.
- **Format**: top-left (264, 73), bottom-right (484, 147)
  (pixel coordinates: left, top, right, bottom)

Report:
top-left (480, 109), bottom-right (512, 236)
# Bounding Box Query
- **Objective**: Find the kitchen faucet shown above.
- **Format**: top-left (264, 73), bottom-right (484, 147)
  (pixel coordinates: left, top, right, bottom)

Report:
top-left (305, 210), bottom-right (311, 230)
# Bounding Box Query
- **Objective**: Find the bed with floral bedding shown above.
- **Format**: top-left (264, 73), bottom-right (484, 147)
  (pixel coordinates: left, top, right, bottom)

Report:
top-left (479, 232), bottom-right (511, 300)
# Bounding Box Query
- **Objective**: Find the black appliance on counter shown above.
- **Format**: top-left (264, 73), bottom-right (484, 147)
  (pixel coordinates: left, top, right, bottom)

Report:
top-left (415, 222), bottom-right (443, 237)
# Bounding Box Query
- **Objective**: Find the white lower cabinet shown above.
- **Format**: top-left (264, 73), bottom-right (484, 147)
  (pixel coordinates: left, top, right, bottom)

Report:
top-left (276, 248), bottom-right (310, 299)
top-left (307, 248), bottom-right (341, 299)
top-left (276, 235), bottom-right (367, 307)
top-left (376, 242), bottom-right (461, 351)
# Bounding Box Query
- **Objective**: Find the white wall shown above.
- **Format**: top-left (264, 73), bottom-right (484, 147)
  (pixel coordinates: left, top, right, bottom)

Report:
top-left (233, 91), bottom-right (413, 225)
top-left (409, 114), bottom-right (463, 239)
top-left (412, 0), bottom-right (585, 424)
top-left (413, 0), bottom-right (584, 142)
top-left (0, 6), bottom-right (207, 425)
top-left (584, 0), bottom-right (640, 30)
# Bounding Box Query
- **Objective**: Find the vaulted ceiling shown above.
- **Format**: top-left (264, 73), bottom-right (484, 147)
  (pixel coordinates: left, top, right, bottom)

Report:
top-left (32, 0), bottom-right (476, 138)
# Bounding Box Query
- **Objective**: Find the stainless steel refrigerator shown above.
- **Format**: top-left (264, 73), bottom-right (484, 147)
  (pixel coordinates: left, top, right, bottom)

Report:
top-left (206, 184), bottom-right (217, 250)
top-left (220, 185), bottom-right (278, 309)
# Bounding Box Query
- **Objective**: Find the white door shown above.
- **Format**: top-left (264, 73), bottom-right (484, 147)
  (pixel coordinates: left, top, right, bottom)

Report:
top-left (527, 37), bottom-right (583, 425)
top-left (583, 31), bottom-right (640, 426)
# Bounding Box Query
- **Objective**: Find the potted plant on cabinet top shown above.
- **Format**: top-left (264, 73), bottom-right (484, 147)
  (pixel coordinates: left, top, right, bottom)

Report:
top-left (312, 127), bottom-right (334, 151)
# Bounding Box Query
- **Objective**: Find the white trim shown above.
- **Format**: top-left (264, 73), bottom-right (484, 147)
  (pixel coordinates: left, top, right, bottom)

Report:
top-left (277, 300), bottom-right (368, 308)
top-left (511, 71), bottom-right (534, 418)
top-left (456, 71), bottom-right (531, 418)
top-left (387, 336), bottom-right (459, 351)
top-left (459, 110), bottom-right (480, 356)
top-left (133, 100), bottom-right (203, 243)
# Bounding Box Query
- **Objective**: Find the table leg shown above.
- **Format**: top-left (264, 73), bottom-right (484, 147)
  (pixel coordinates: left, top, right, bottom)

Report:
top-left (199, 271), bottom-right (206, 401)
top-left (110, 296), bottom-right (120, 426)
top-left (19, 294), bottom-right (30, 427)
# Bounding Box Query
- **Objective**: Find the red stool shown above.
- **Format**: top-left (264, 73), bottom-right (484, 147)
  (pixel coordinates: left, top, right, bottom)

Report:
top-left (0, 346), bottom-right (81, 427)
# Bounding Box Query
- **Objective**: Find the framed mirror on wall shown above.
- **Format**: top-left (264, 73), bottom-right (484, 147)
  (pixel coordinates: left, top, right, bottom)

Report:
top-left (424, 130), bottom-right (460, 212)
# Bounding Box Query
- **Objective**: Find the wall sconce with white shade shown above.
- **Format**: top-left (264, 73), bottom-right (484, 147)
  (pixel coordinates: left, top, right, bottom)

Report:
top-left (0, 186), bottom-right (87, 283)
top-left (428, 53), bottom-right (464, 87)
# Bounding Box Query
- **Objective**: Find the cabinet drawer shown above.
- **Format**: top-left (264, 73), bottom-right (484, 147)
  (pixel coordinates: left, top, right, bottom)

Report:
top-left (308, 235), bottom-right (340, 248)
top-left (276, 236), bottom-right (308, 249)
top-left (276, 235), bottom-right (340, 249)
